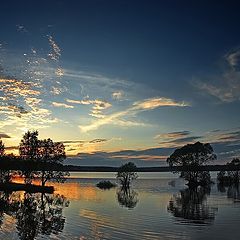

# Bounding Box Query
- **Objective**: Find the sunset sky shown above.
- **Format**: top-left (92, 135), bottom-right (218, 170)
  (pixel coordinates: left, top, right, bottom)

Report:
top-left (0, 0), bottom-right (240, 166)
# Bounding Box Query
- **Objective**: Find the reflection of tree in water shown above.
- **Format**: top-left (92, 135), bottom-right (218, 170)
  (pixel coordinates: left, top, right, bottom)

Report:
top-left (0, 191), bottom-right (21, 226)
top-left (0, 191), bottom-right (69, 240)
top-left (168, 187), bottom-right (217, 224)
top-left (16, 193), bottom-right (69, 239)
top-left (218, 183), bottom-right (240, 202)
top-left (117, 187), bottom-right (138, 209)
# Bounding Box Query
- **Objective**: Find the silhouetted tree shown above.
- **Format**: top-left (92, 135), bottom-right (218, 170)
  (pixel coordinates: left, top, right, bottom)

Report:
top-left (217, 158), bottom-right (240, 185)
top-left (0, 140), bottom-right (15, 183)
top-left (168, 186), bottom-right (217, 224)
top-left (116, 162), bottom-right (138, 188)
top-left (19, 131), bottom-right (39, 160)
top-left (37, 138), bottom-right (69, 186)
top-left (0, 140), bottom-right (4, 156)
top-left (167, 142), bottom-right (216, 186)
top-left (19, 131), bottom-right (40, 183)
top-left (19, 131), bottom-right (69, 186)
top-left (117, 187), bottom-right (138, 209)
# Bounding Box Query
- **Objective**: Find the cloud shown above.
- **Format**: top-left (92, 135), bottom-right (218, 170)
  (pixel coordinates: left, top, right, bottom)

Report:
top-left (48, 35), bottom-right (61, 61)
top-left (65, 146), bottom-right (175, 166)
top-left (195, 48), bottom-right (240, 102)
top-left (132, 97), bottom-right (189, 110)
top-left (61, 140), bottom-right (85, 144)
top-left (0, 76), bottom-right (59, 131)
top-left (155, 130), bottom-right (201, 148)
top-left (196, 73), bottom-right (240, 102)
top-left (64, 127), bottom-right (240, 166)
top-left (79, 97), bottom-right (189, 132)
top-left (52, 102), bottom-right (74, 109)
top-left (225, 49), bottom-right (240, 69)
top-left (0, 133), bottom-right (11, 138)
top-left (155, 131), bottom-right (190, 140)
top-left (55, 68), bottom-right (64, 77)
top-left (66, 98), bottom-right (111, 118)
top-left (16, 24), bottom-right (28, 33)
top-left (205, 128), bottom-right (240, 145)
top-left (89, 138), bottom-right (108, 143)
top-left (112, 91), bottom-right (123, 100)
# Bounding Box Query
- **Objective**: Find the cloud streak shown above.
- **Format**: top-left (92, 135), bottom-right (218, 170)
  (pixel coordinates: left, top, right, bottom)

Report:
top-left (196, 48), bottom-right (240, 102)
top-left (52, 102), bottom-right (74, 109)
top-left (79, 97), bottom-right (189, 132)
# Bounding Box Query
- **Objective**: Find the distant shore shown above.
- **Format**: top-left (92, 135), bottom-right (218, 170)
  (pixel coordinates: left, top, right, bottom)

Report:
top-left (62, 164), bottom-right (240, 172)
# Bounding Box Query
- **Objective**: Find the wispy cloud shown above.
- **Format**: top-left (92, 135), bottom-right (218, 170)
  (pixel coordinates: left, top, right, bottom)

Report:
top-left (66, 146), bottom-right (174, 166)
top-left (0, 76), bottom-right (58, 131)
top-left (225, 49), bottom-right (240, 69)
top-left (79, 97), bottom-right (189, 132)
top-left (48, 35), bottom-right (61, 61)
top-left (155, 131), bottom-right (190, 140)
top-left (66, 98), bottom-right (112, 119)
top-left (155, 130), bottom-right (201, 148)
top-left (16, 24), bottom-right (28, 33)
top-left (195, 48), bottom-right (240, 102)
top-left (112, 91), bottom-right (123, 100)
top-left (52, 102), bottom-right (74, 109)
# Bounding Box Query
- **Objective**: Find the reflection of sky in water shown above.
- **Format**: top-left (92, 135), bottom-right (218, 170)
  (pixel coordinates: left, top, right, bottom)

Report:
top-left (1, 174), bottom-right (240, 239)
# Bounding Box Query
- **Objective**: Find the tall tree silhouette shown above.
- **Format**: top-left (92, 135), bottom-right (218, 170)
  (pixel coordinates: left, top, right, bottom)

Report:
top-left (167, 142), bottom-right (216, 186)
top-left (0, 140), bottom-right (15, 183)
top-left (0, 140), bottom-right (4, 156)
top-left (19, 131), bottom-right (69, 186)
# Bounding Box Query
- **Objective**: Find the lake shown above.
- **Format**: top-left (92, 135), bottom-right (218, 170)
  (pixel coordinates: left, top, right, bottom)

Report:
top-left (0, 172), bottom-right (240, 240)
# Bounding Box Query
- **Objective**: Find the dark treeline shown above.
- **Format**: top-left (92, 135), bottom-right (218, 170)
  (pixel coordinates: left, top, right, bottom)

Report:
top-left (0, 130), bottom-right (69, 187)
top-left (62, 164), bottom-right (240, 172)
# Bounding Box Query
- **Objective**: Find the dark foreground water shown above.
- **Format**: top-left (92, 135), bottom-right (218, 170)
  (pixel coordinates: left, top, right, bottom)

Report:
top-left (1, 172), bottom-right (240, 240)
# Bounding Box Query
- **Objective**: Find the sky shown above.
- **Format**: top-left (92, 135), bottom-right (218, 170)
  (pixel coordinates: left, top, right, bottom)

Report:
top-left (0, 0), bottom-right (240, 166)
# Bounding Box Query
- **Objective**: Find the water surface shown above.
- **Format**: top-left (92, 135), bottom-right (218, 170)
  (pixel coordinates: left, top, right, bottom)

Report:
top-left (0, 172), bottom-right (240, 240)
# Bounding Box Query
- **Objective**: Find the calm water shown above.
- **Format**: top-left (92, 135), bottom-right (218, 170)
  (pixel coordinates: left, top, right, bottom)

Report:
top-left (0, 172), bottom-right (240, 240)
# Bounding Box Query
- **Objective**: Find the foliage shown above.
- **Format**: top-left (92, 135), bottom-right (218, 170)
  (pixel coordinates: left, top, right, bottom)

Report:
top-left (116, 162), bottom-right (138, 188)
top-left (96, 180), bottom-right (116, 189)
top-left (0, 140), bottom-right (5, 156)
top-left (167, 142), bottom-right (216, 185)
top-left (0, 141), bottom-right (16, 183)
top-left (19, 131), bottom-right (39, 160)
top-left (19, 131), bottom-right (69, 186)
top-left (217, 158), bottom-right (240, 184)
top-left (117, 187), bottom-right (138, 209)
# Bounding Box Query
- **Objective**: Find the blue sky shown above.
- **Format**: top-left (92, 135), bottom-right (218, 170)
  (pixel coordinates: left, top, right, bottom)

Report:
top-left (0, 0), bottom-right (240, 166)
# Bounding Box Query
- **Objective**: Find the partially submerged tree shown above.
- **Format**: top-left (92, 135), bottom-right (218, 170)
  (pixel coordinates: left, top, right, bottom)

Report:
top-left (217, 158), bottom-right (240, 185)
top-left (117, 187), bottom-right (138, 209)
top-left (167, 142), bottom-right (216, 186)
top-left (116, 162), bottom-right (138, 188)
